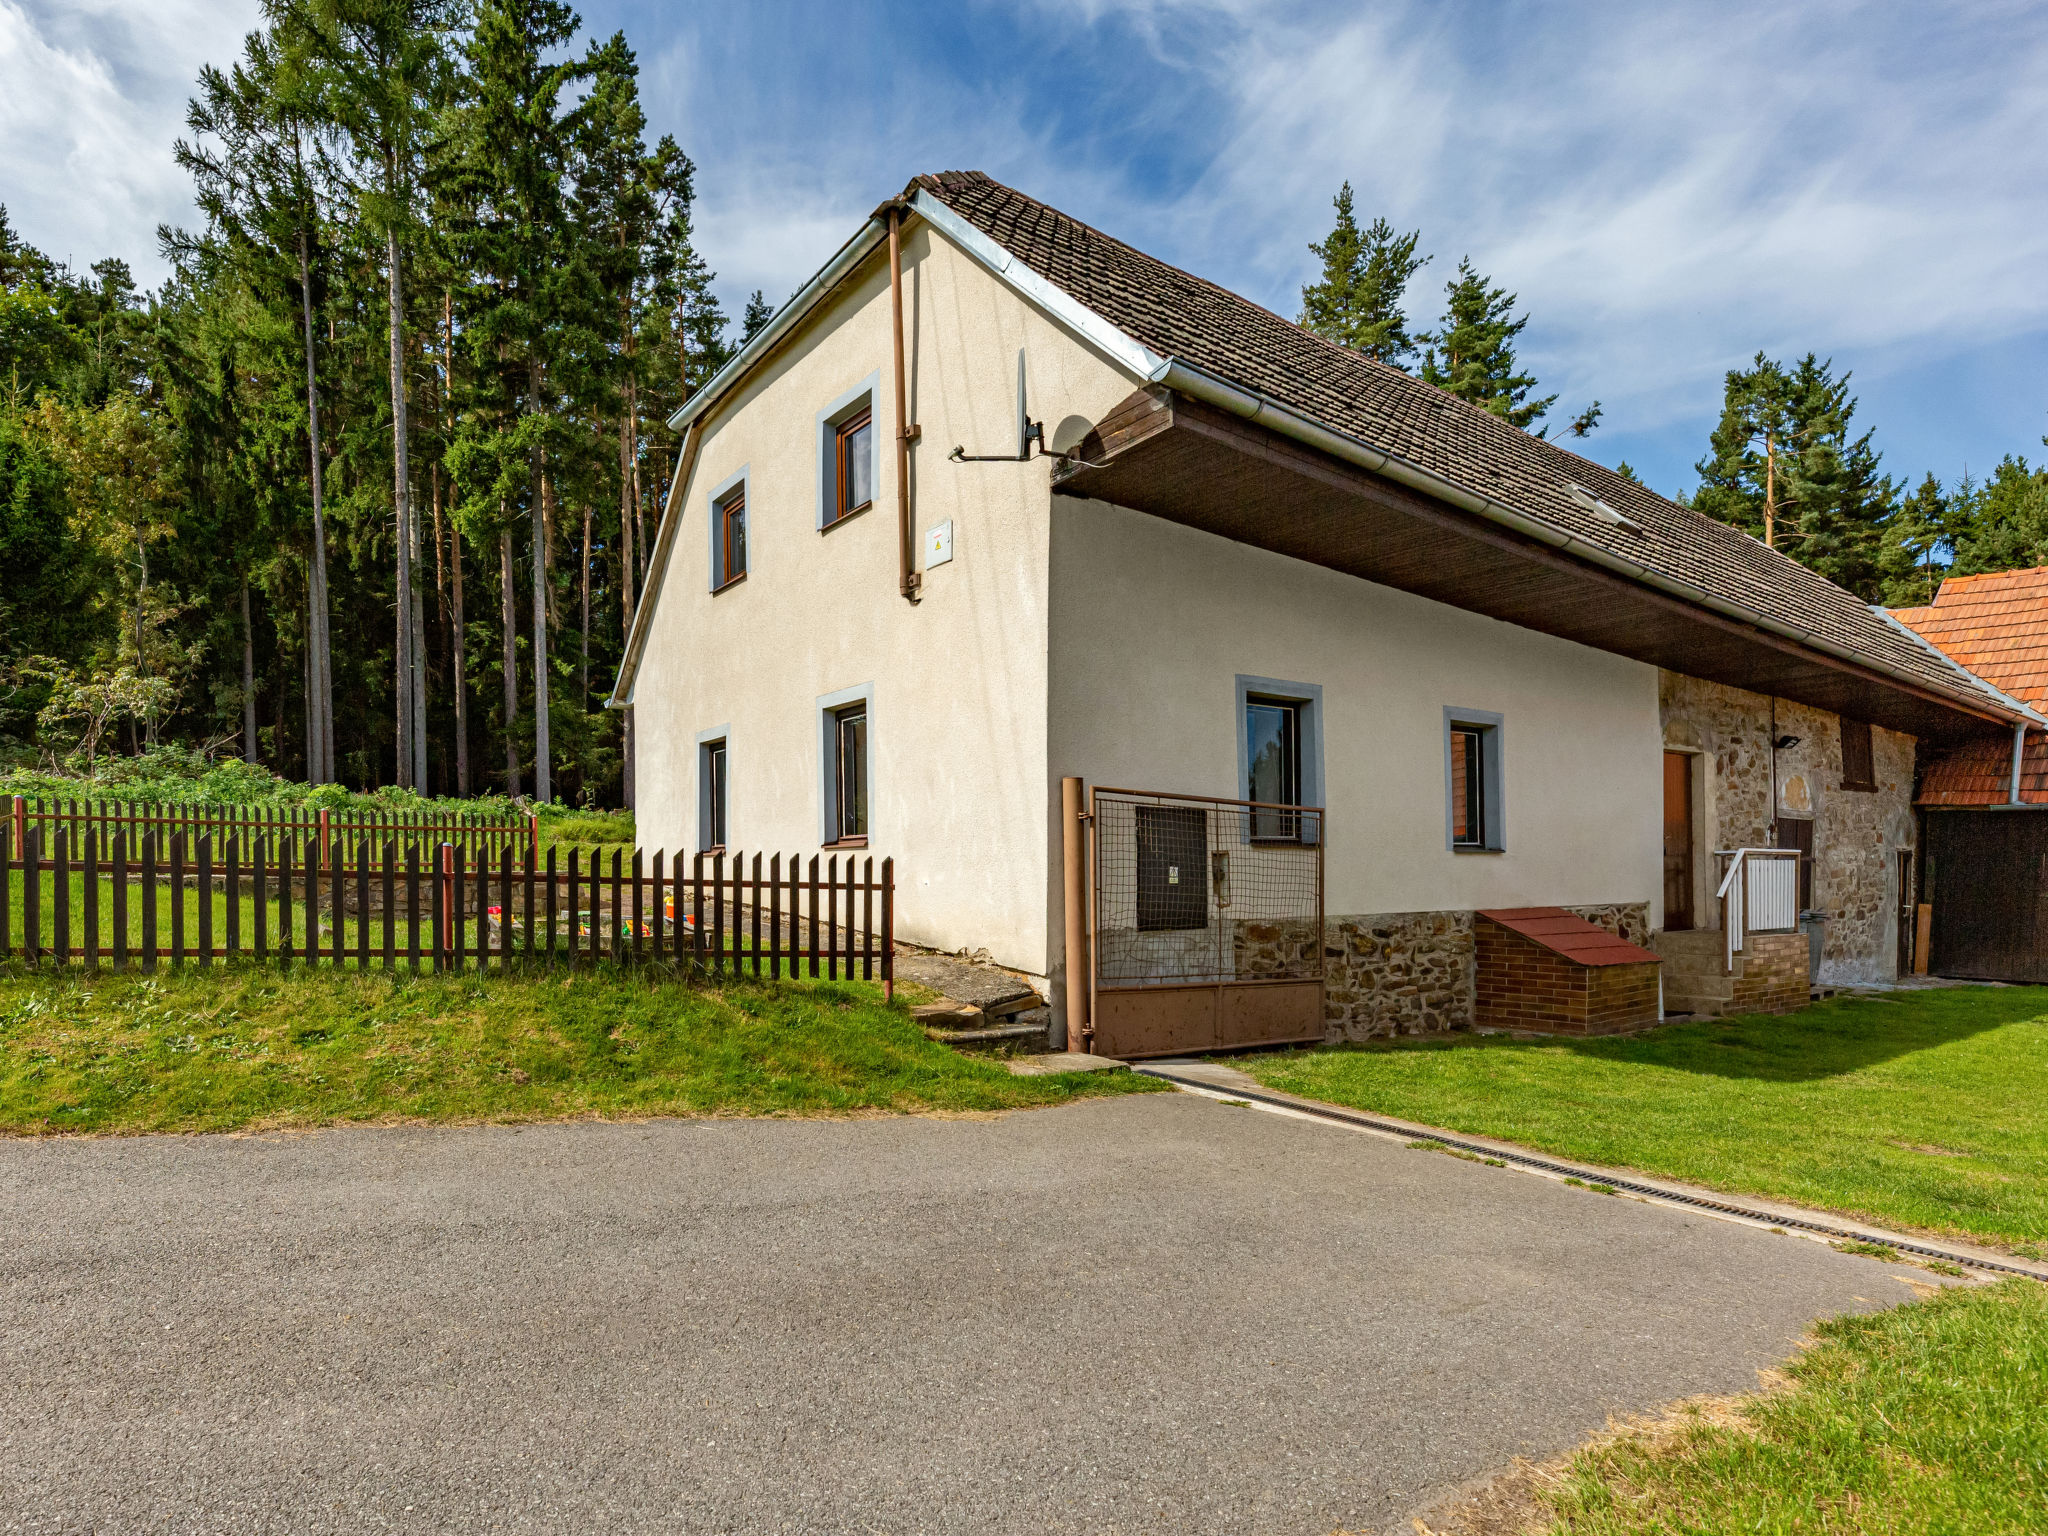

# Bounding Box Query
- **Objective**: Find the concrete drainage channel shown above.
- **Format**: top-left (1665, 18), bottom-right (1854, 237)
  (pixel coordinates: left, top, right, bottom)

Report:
top-left (1134, 1061), bottom-right (2048, 1284)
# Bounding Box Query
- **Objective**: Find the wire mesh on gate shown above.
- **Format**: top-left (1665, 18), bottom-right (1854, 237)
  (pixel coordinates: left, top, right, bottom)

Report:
top-left (1091, 788), bottom-right (1324, 988)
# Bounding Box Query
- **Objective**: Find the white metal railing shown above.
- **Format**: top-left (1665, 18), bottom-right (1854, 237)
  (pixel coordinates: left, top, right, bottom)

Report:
top-left (1715, 848), bottom-right (1801, 969)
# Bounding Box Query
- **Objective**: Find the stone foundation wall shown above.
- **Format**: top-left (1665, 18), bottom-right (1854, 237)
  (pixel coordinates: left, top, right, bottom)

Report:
top-left (1661, 672), bottom-right (1915, 985)
top-left (1321, 901), bottom-right (1651, 1039)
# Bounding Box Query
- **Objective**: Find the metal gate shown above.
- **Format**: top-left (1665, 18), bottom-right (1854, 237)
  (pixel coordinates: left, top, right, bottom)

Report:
top-left (1925, 809), bottom-right (2048, 982)
top-left (1089, 787), bottom-right (1325, 1058)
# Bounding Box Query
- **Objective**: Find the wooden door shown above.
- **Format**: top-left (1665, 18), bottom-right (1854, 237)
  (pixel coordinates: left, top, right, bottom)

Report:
top-left (1662, 751), bottom-right (1694, 931)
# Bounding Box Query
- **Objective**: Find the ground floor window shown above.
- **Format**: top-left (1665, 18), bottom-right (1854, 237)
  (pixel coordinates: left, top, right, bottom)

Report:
top-left (1245, 695), bottom-right (1302, 840)
top-left (700, 738), bottom-right (728, 849)
top-left (1445, 708), bottom-right (1505, 851)
top-left (832, 704), bottom-right (867, 842)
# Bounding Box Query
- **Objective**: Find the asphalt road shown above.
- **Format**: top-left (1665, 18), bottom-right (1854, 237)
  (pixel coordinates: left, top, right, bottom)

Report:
top-left (0, 1093), bottom-right (1921, 1535)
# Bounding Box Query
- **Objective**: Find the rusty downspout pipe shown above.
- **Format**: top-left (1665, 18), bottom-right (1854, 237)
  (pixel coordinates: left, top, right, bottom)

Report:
top-left (888, 204), bottom-right (921, 603)
top-left (1061, 777), bottom-right (1090, 1051)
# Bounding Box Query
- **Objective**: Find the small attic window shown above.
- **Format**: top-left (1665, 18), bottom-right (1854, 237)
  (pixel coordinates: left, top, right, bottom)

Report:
top-left (1565, 482), bottom-right (1643, 534)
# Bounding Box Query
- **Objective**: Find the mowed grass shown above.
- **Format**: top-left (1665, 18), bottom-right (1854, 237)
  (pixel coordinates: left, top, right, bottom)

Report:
top-left (0, 964), bottom-right (1160, 1134)
top-left (1242, 987), bottom-right (2048, 1248)
top-left (1539, 1279), bottom-right (2048, 1535)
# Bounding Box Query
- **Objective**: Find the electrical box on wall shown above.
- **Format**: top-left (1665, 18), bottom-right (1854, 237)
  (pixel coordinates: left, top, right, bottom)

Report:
top-left (925, 520), bottom-right (954, 568)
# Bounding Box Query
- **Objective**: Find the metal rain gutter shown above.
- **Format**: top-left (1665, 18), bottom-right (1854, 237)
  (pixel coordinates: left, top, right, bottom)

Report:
top-left (665, 218), bottom-right (891, 435)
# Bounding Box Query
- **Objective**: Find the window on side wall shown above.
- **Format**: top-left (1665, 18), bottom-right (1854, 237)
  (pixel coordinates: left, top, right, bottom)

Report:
top-left (1445, 710), bottom-right (1504, 851)
top-left (830, 703), bottom-right (867, 843)
top-left (818, 375), bottom-right (881, 531)
top-left (1840, 717), bottom-right (1876, 791)
top-left (833, 407), bottom-right (875, 523)
top-left (699, 738), bottom-right (728, 850)
top-left (712, 481), bottom-right (748, 590)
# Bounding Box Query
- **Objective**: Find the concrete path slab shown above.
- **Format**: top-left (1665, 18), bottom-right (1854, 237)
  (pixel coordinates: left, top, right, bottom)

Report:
top-left (0, 1096), bottom-right (1927, 1535)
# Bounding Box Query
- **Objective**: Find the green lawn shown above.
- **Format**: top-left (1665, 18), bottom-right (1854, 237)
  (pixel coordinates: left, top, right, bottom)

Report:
top-left (1242, 987), bottom-right (2048, 1249)
top-left (0, 964), bottom-right (1158, 1134)
top-left (1539, 1279), bottom-right (2048, 1535)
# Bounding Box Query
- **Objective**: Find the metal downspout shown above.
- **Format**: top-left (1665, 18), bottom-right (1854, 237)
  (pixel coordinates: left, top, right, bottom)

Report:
top-left (889, 205), bottom-right (921, 604)
top-left (2011, 723), bottom-right (2027, 805)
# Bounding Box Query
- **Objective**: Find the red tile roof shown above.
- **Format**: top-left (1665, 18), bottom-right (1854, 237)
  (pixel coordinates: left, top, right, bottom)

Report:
top-left (1477, 908), bottom-right (1660, 967)
top-left (1893, 569), bottom-right (2048, 805)
top-left (1916, 732), bottom-right (2048, 807)
top-left (1891, 567), bottom-right (2048, 712)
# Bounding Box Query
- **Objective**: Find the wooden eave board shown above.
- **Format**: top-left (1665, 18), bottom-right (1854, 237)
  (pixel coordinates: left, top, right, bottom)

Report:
top-left (1054, 390), bottom-right (2005, 745)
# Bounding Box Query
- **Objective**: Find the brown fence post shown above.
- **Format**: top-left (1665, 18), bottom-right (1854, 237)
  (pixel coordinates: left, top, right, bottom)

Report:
top-left (881, 857), bottom-right (895, 1002)
top-left (437, 843), bottom-right (453, 971)
top-left (11, 795), bottom-right (23, 856)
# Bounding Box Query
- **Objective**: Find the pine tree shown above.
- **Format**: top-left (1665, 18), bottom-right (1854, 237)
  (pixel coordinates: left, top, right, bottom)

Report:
top-left (1298, 183), bottom-right (1428, 367)
top-left (1419, 259), bottom-right (1554, 430)
top-left (1878, 474), bottom-right (1953, 606)
top-left (1948, 455), bottom-right (2048, 575)
top-left (740, 289), bottom-right (772, 343)
top-left (293, 0), bottom-right (457, 792)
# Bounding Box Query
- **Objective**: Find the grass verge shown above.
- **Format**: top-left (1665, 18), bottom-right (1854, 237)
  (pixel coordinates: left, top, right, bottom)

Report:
top-left (0, 964), bottom-right (1159, 1133)
top-left (1241, 987), bottom-right (2048, 1249)
top-left (1535, 1279), bottom-right (2048, 1535)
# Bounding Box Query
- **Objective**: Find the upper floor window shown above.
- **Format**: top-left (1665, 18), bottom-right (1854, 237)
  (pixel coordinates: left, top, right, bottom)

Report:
top-left (817, 373), bottom-right (881, 531)
top-left (834, 407), bottom-right (875, 523)
top-left (1840, 717), bottom-right (1875, 791)
top-left (715, 484), bottom-right (747, 589)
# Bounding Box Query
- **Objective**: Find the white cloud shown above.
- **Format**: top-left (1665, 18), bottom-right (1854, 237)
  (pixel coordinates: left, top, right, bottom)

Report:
top-left (0, 0), bottom-right (261, 285)
top-left (1058, 0), bottom-right (2048, 436)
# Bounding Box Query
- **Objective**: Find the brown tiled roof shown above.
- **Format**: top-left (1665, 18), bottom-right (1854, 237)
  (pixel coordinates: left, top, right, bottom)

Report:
top-left (1891, 568), bottom-right (2048, 712)
top-left (914, 170), bottom-right (2020, 723)
top-left (1478, 908), bottom-right (1660, 967)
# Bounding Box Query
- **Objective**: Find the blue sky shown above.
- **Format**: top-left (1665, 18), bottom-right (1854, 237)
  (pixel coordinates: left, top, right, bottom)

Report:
top-left (5, 0), bottom-right (2045, 498)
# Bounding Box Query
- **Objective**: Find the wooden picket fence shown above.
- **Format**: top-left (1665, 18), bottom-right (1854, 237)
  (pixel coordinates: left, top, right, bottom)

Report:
top-left (9, 795), bottom-right (539, 867)
top-left (1, 824), bottom-right (895, 994)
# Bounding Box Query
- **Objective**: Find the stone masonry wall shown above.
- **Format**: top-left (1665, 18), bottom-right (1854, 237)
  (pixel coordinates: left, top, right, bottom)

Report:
top-left (1321, 901), bottom-right (1651, 1040)
top-left (1660, 672), bottom-right (1915, 985)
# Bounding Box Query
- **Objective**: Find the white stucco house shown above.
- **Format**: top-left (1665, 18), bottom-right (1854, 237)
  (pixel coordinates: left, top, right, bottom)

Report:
top-left (611, 171), bottom-right (2038, 1051)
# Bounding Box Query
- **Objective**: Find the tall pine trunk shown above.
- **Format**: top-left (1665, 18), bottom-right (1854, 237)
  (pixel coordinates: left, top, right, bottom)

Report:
top-left (500, 523), bottom-right (521, 797)
top-left (242, 578), bottom-right (257, 765)
top-left (387, 218), bottom-right (416, 790)
top-left (579, 502), bottom-right (591, 704)
top-left (445, 288), bottom-right (468, 796)
top-left (296, 229), bottom-right (334, 782)
top-left (410, 489), bottom-right (428, 792)
top-left (528, 361), bottom-right (551, 804)
top-left (452, 523), bottom-right (469, 796)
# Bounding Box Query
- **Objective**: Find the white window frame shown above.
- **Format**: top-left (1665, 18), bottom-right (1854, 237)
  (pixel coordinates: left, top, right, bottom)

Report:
top-left (697, 724), bottom-right (730, 850)
top-left (817, 682), bottom-right (875, 846)
top-left (1443, 707), bottom-right (1506, 852)
top-left (816, 372), bottom-right (881, 531)
top-left (707, 463), bottom-right (749, 591)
